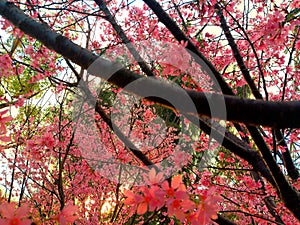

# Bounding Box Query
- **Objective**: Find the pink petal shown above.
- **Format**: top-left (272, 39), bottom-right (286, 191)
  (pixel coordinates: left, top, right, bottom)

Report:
top-left (148, 168), bottom-right (156, 181)
top-left (0, 202), bottom-right (15, 218)
top-left (20, 219), bottom-right (32, 225)
top-left (62, 204), bottom-right (78, 215)
top-left (0, 219), bottom-right (8, 225)
top-left (124, 190), bottom-right (136, 205)
top-left (65, 215), bottom-right (78, 222)
top-left (171, 175), bottom-right (183, 189)
top-left (1, 116), bottom-right (13, 123)
top-left (15, 204), bottom-right (30, 218)
top-left (181, 199), bottom-right (195, 211)
top-left (210, 214), bottom-right (218, 220)
top-left (124, 190), bottom-right (135, 199)
top-left (0, 135), bottom-right (11, 142)
top-left (59, 215), bottom-right (67, 225)
top-left (174, 210), bottom-right (186, 222)
top-left (0, 110), bottom-right (9, 116)
top-left (137, 202), bottom-right (148, 215)
top-left (161, 181), bottom-right (169, 190)
top-left (175, 190), bottom-right (188, 199)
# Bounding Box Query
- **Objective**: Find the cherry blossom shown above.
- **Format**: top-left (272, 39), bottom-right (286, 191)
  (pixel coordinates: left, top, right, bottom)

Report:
top-left (0, 0), bottom-right (299, 224)
top-left (54, 204), bottom-right (78, 225)
top-left (0, 203), bottom-right (31, 225)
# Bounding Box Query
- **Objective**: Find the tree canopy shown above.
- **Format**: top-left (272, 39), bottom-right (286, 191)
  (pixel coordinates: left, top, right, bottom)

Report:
top-left (0, 0), bottom-right (299, 224)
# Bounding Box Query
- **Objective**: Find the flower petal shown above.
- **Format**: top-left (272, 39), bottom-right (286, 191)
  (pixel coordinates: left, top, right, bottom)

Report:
top-left (15, 204), bottom-right (30, 218)
top-left (0, 202), bottom-right (15, 218)
top-left (137, 202), bottom-right (148, 215)
top-left (20, 219), bottom-right (32, 225)
top-left (171, 175), bottom-right (183, 189)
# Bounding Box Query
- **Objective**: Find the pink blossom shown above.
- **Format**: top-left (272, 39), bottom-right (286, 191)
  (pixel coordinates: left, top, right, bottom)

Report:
top-left (161, 175), bottom-right (194, 222)
top-left (0, 110), bottom-right (12, 142)
top-left (141, 186), bottom-right (165, 212)
top-left (161, 175), bottom-right (186, 198)
top-left (0, 202), bottom-right (31, 225)
top-left (0, 54), bottom-right (12, 77)
top-left (188, 188), bottom-right (220, 225)
top-left (172, 151), bottom-right (191, 168)
top-left (124, 187), bottom-right (164, 214)
top-left (124, 190), bottom-right (144, 213)
top-left (166, 193), bottom-right (195, 222)
top-left (40, 132), bottom-right (55, 149)
top-left (124, 189), bottom-right (152, 215)
top-left (296, 40), bottom-right (300, 51)
top-left (15, 98), bottom-right (25, 108)
top-left (54, 204), bottom-right (78, 225)
top-left (0, 110), bottom-right (12, 134)
top-left (124, 190), bottom-right (140, 205)
top-left (144, 168), bottom-right (164, 185)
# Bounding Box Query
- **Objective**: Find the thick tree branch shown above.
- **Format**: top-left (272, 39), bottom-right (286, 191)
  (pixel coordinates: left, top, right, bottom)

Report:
top-left (0, 2), bottom-right (296, 183)
top-left (275, 129), bottom-right (299, 180)
top-left (218, 5), bottom-right (299, 180)
top-left (139, 0), bottom-right (299, 192)
top-left (94, 0), bottom-right (155, 77)
top-left (215, 5), bottom-right (300, 215)
top-left (65, 59), bottom-right (155, 167)
top-left (1, 1), bottom-right (299, 128)
top-left (142, 0), bottom-right (234, 95)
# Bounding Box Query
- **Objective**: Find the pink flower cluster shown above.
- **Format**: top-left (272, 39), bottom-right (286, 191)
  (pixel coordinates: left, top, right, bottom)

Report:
top-left (124, 168), bottom-right (219, 225)
top-left (53, 204), bottom-right (79, 225)
top-left (0, 203), bottom-right (31, 225)
top-left (0, 109), bottom-right (13, 143)
top-left (0, 54), bottom-right (13, 78)
top-left (0, 202), bottom-right (78, 225)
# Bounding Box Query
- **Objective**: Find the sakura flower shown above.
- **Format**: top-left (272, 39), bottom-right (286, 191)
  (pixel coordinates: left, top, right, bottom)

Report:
top-left (124, 188), bottom-right (159, 214)
top-left (134, 189), bottom-right (151, 215)
top-left (141, 186), bottom-right (165, 212)
top-left (15, 98), bottom-right (25, 108)
top-left (0, 134), bottom-right (11, 142)
top-left (0, 54), bottom-right (12, 77)
top-left (124, 190), bottom-right (140, 206)
top-left (54, 204), bottom-right (78, 225)
top-left (188, 188), bottom-right (220, 225)
top-left (166, 198), bottom-right (185, 221)
top-left (161, 174), bottom-right (186, 198)
top-left (161, 175), bottom-right (194, 222)
top-left (40, 132), bottom-right (55, 149)
top-left (172, 151), bottom-right (191, 168)
top-left (124, 190), bottom-right (145, 214)
top-left (143, 168), bottom-right (164, 185)
top-left (124, 186), bottom-right (164, 214)
top-left (55, 83), bottom-right (66, 94)
top-left (166, 194), bottom-right (195, 222)
top-left (0, 202), bottom-right (32, 225)
top-left (180, 40), bottom-right (188, 48)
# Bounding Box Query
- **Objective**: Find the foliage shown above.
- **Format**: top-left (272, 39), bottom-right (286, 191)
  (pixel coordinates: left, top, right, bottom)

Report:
top-left (0, 0), bottom-right (299, 224)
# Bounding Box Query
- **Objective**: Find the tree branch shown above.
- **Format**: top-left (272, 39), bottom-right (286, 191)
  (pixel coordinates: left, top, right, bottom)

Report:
top-left (94, 0), bottom-right (155, 77)
top-left (1, 1), bottom-right (300, 219)
top-left (1, 1), bottom-right (299, 128)
top-left (213, 214), bottom-right (238, 225)
top-left (215, 4), bottom-right (264, 100)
